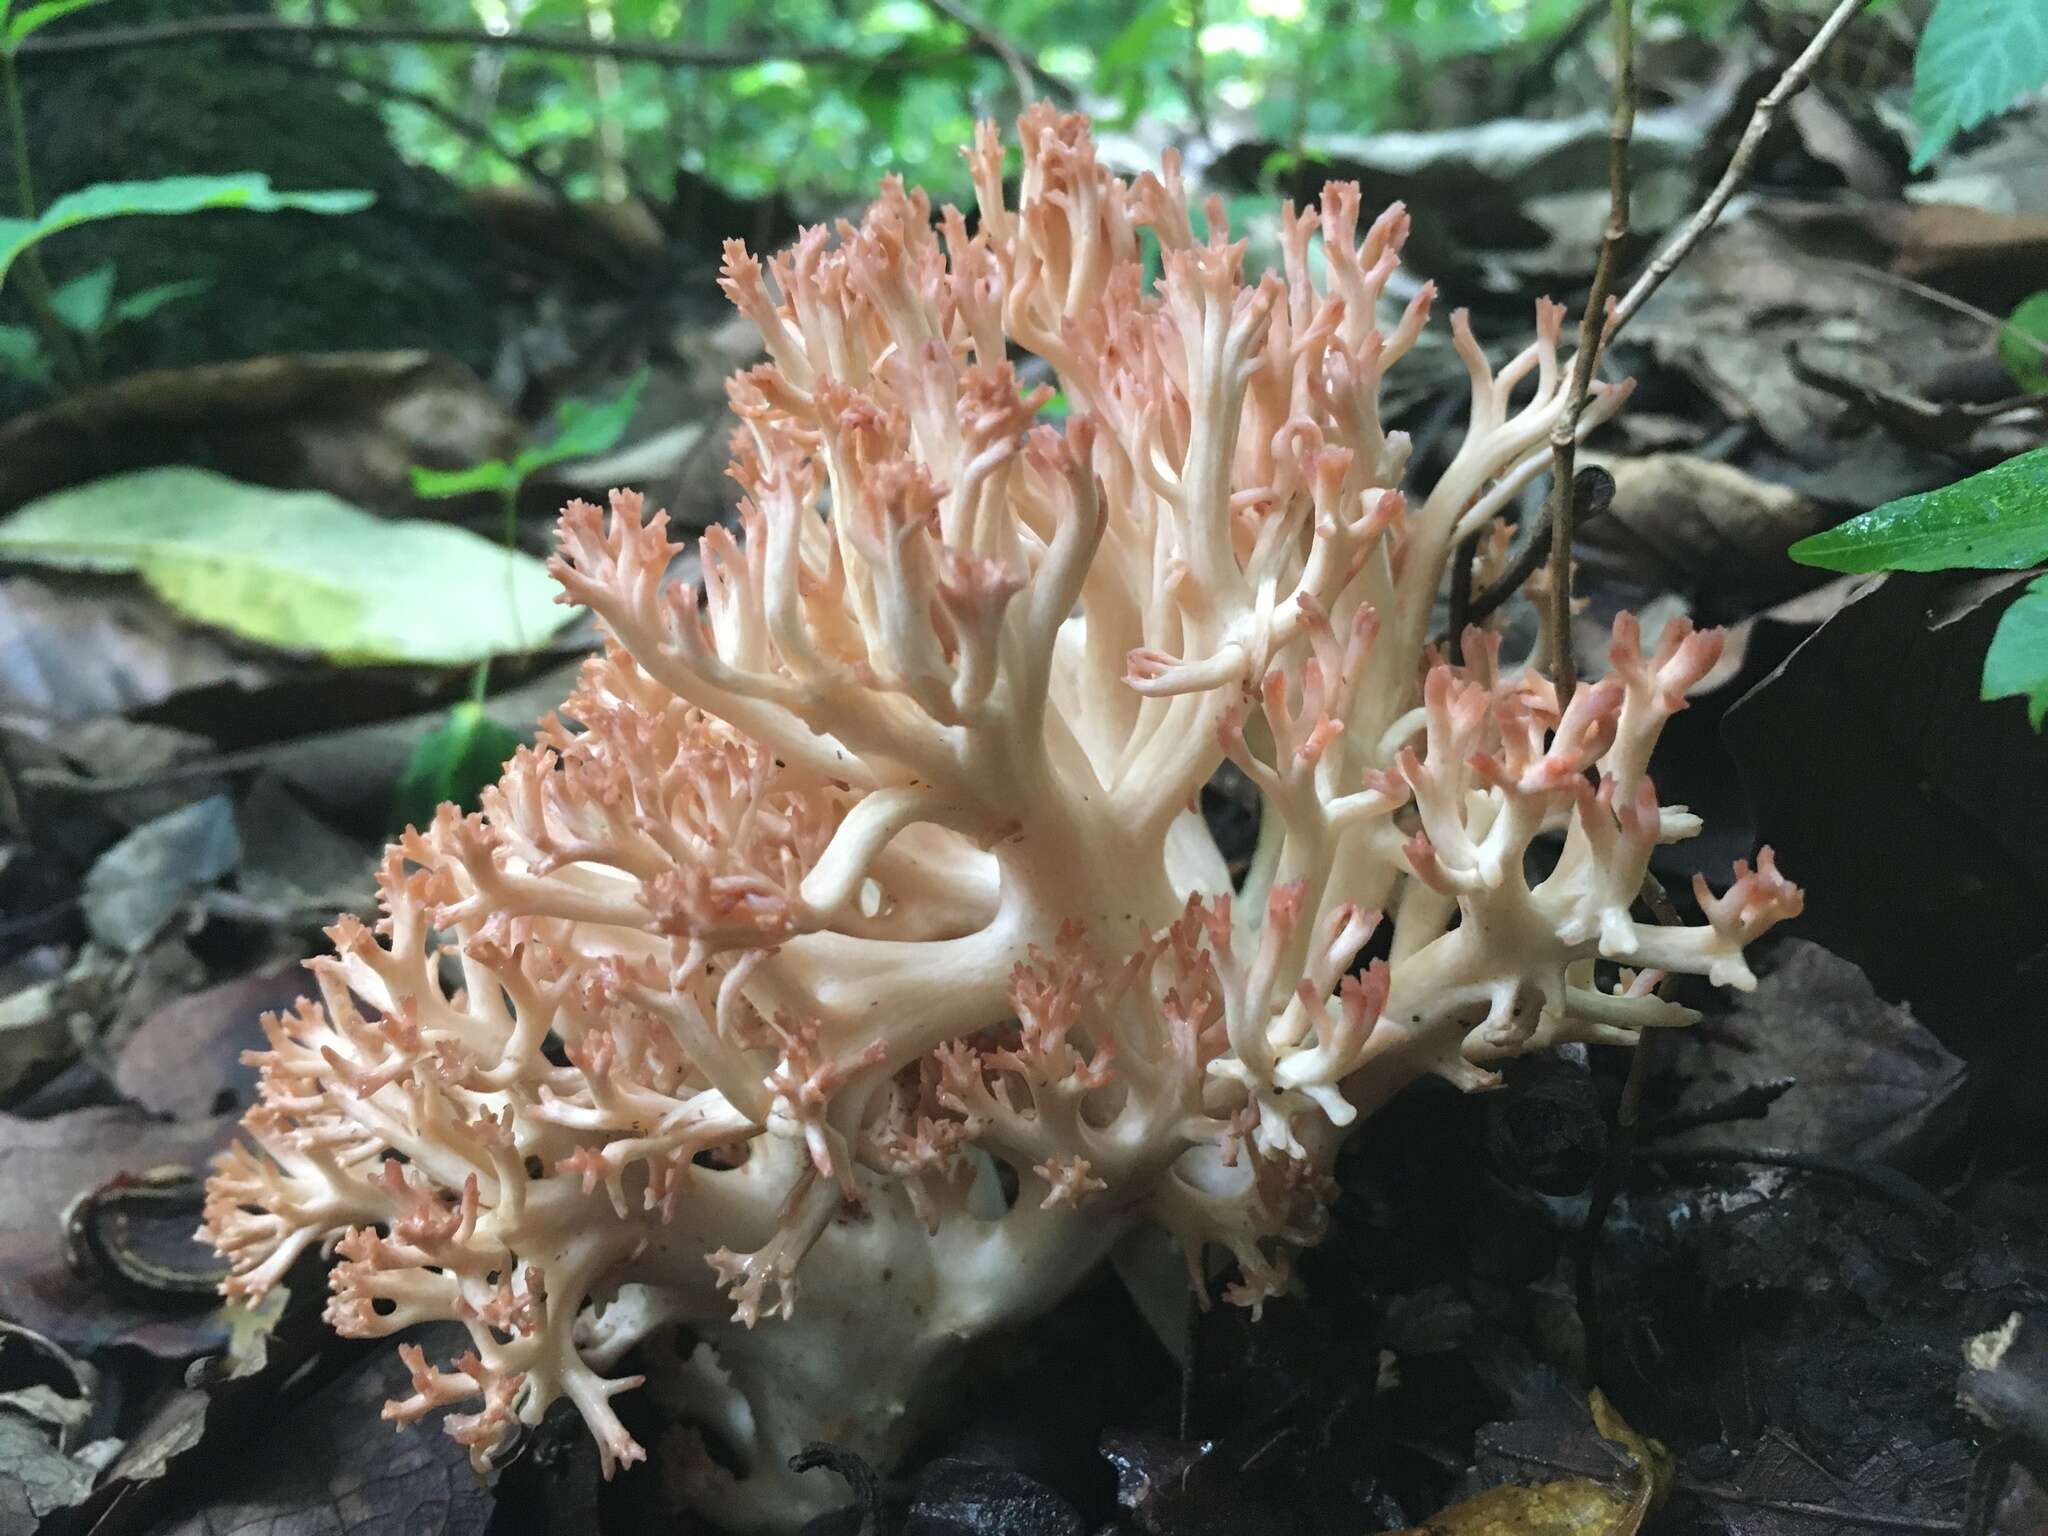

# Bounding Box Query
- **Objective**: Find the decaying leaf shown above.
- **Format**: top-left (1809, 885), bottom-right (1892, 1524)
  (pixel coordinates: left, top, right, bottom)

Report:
top-left (1724, 571), bottom-right (2048, 1007)
top-left (113, 963), bottom-right (311, 1122)
top-left (81, 794), bottom-right (240, 953)
top-left (1396, 1391), bottom-right (1669, 1535)
top-left (0, 1106), bottom-right (233, 1351)
top-left (1579, 454), bottom-right (1834, 618)
top-left (0, 350), bottom-right (517, 513)
top-left (1655, 940), bottom-right (1968, 1165)
top-left (145, 1323), bottom-right (495, 1536)
top-left (0, 575), bottom-right (272, 726)
top-left (0, 1320), bottom-right (109, 1527)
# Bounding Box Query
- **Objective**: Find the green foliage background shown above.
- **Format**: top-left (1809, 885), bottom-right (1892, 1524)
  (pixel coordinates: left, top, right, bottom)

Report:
top-left (303, 0), bottom-right (1743, 211)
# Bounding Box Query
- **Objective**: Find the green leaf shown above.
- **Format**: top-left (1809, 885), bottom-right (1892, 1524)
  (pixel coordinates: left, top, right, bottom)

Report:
top-left (414, 370), bottom-right (650, 503)
top-left (1100, 0), bottom-right (1178, 79)
top-left (3, 0), bottom-right (113, 52)
top-left (0, 467), bottom-right (573, 665)
top-left (47, 261), bottom-right (115, 335)
top-left (511, 368), bottom-right (651, 479)
top-left (0, 322), bottom-right (50, 387)
top-left (392, 702), bottom-right (525, 830)
top-left (1909, 0), bottom-right (2048, 170)
top-left (410, 459), bottom-right (515, 500)
top-left (1788, 447), bottom-right (2048, 573)
top-left (1997, 292), bottom-right (2048, 394)
top-left (111, 277), bottom-right (210, 326)
top-left (0, 176), bottom-right (375, 291)
top-left (1983, 575), bottom-right (2048, 731)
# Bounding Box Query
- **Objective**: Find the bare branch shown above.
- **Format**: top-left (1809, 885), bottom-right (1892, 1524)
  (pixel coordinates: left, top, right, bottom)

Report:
top-left (1542, 0), bottom-right (1634, 707)
top-left (1450, 466), bottom-right (1613, 640)
top-left (15, 14), bottom-right (959, 72)
top-left (1609, 0), bottom-right (1864, 338)
top-left (920, 0), bottom-right (1070, 105)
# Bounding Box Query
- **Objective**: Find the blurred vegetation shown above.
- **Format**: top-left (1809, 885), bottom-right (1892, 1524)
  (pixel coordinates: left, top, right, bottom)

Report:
top-left (285, 0), bottom-right (1745, 210)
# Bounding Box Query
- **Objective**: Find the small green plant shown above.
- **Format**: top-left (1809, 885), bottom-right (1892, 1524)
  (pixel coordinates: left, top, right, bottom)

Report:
top-left (2000, 293), bottom-right (2048, 395)
top-left (0, 259), bottom-right (208, 389)
top-left (395, 368), bottom-right (650, 827)
top-left (1791, 446), bottom-right (2048, 729)
top-left (0, 0), bottom-right (372, 392)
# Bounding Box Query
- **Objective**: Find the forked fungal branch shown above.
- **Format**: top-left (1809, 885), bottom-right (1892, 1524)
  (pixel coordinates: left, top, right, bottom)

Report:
top-left (203, 105), bottom-right (1801, 1531)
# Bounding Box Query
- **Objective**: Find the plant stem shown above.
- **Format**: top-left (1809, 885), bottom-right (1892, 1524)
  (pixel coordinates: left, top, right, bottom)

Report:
top-left (1608, 0), bottom-right (1863, 338)
top-left (1541, 0), bottom-right (1633, 710)
top-left (0, 50), bottom-right (86, 390)
top-left (470, 481), bottom-right (527, 707)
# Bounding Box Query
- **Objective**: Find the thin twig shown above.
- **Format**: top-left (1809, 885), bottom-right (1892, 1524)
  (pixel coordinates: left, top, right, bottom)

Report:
top-left (1576, 1028), bottom-right (1659, 1385)
top-left (1542, 0), bottom-right (1633, 710)
top-left (1608, 0), bottom-right (1863, 338)
top-left (16, 14), bottom-right (964, 71)
top-left (268, 51), bottom-right (577, 205)
top-left (1452, 466), bottom-right (1613, 640)
top-left (921, 0), bottom-right (1066, 105)
top-left (1444, 531), bottom-right (1481, 665)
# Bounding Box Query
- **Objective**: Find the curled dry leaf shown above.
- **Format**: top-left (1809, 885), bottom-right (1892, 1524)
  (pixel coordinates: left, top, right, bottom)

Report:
top-left (0, 1106), bottom-right (234, 1352)
top-left (1395, 1390), bottom-right (1669, 1535)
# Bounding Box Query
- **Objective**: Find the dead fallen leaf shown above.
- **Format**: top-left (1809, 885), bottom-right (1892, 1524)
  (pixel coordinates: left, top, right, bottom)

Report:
top-left (1401, 1390), bottom-right (1668, 1535)
top-left (0, 1320), bottom-right (109, 1527)
top-left (1657, 940), bottom-right (1968, 1165)
top-left (0, 1106), bottom-right (233, 1354)
top-left (0, 577), bottom-right (272, 728)
top-left (144, 1324), bottom-right (496, 1536)
top-left (0, 351), bottom-right (517, 516)
top-left (1579, 454), bottom-right (1835, 620)
top-left (1723, 571), bottom-right (2048, 1054)
top-left (113, 963), bottom-right (310, 1123)
top-left (1691, 1430), bottom-right (1967, 1535)
top-left (81, 796), bottom-right (240, 954)
top-left (1626, 212), bottom-right (1986, 468)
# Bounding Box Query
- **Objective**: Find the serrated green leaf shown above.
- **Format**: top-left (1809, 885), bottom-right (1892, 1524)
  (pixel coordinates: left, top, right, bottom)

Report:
top-left (0, 176), bottom-right (374, 291)
top-left (1998, 292), bottom-right (2048, 394)
top-left (112, 277), bottom-right (210, 326)
top-left (1909, 0), bottom-right (2048, 170)
top-left (0, 467), bottom-right (572, 665)
top-left (392, 702), bottom-right (526, 830)
top-left (0, 322), bottom-right (50, 387)
top-left (512, 368), bottom-right (651, 478)
top-left (2, 0), bottom-right (112, 52)
top-left (1983, 575), bottom-right (2048, 731)
top-left (47, 261), bottom-right (115, 335)
top-left (1788, 447), bottom-right (2048, 573)
top-left (411, 459), bottom-right (515, 500)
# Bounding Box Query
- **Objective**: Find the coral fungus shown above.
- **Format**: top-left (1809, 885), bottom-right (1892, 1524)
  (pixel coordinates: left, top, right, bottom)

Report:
top-left (204, 106), bottom-right (1801, 1529)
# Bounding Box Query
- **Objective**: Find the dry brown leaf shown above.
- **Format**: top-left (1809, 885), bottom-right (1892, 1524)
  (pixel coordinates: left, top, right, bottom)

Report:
top-left (1395, 1391), bottom-right (1669, 1536)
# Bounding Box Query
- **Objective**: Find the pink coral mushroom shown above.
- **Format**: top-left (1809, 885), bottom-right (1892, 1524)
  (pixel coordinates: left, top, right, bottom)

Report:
top-left (202, 105), bottom-right (1799, 1530)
